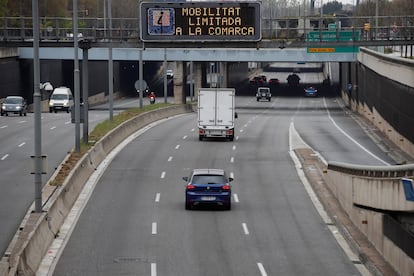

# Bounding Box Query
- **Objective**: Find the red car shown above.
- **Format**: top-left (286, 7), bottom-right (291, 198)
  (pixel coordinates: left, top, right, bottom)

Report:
top-left (268, 78), bottom-right (280, 86)
top-left (250, 75), bottom-right (267, 85)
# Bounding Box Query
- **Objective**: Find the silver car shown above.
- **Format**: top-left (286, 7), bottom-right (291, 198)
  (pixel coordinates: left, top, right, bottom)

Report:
top-left (1, 96), bottom-right (27, 116)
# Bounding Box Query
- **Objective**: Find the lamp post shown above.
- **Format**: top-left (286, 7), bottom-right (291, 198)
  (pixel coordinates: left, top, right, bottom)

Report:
top-left (73, 0), bottom-right (81, 153)
top-left (32, 0), bottom-right (42, 213)
top-left (108, 0), bottom-right (114, 122)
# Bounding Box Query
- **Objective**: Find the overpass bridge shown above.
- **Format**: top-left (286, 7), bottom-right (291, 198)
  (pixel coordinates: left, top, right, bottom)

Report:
top-left (1, 14), bottom-right (413, 62)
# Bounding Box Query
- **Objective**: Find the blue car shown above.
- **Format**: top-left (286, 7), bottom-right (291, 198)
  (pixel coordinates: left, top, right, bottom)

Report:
top-left (183, 169), bottom-right (233, 210)
top-left (304, 86), bottom-right (318, 97)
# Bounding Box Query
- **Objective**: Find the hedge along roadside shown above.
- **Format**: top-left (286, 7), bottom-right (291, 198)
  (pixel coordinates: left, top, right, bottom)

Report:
top-left (1, 104), bottom-right (194, 276)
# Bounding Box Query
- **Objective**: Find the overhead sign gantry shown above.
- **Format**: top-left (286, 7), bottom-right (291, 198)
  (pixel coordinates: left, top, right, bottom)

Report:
top-left (140, 1), bottom-right (261, 42)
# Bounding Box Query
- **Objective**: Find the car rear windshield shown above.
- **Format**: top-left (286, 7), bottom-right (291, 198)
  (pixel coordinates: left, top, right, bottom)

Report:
top-left (192, 175), bottom-right (226, 184)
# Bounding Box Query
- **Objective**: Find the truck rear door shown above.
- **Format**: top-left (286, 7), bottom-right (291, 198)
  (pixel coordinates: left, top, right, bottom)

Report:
top-left (216, 90), bottom-right (234, 127)
top-left (198, 90), bottom-right (217, 126)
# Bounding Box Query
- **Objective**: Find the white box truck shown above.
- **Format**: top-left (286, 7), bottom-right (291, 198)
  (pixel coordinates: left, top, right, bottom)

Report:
top-left (198, 88), bottom-right (236, 141)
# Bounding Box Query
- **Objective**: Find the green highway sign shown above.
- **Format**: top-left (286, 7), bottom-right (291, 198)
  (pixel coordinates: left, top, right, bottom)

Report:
top-left (307, 30), bottom-right (360, 42)
top-left (307, 30), bottom-right (360, 53)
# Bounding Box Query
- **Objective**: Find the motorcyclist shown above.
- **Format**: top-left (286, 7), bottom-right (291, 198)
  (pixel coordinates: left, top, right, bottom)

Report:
top-left (148, 91), bottom-right (156, 103)
top-left (148, 91), bottom-right (156, 98)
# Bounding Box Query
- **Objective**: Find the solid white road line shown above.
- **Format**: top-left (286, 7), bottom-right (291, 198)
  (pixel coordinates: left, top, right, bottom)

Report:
top-left (323, 97), bottom-right (389, 166)
top-left (257, 262), bottom-right (268, 276)
top-left (289, 122), bottom-right (370, 276)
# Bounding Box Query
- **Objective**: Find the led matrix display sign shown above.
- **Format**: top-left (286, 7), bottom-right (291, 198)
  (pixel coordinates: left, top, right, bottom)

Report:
top-left (140, 2), bottom-right (261, 42)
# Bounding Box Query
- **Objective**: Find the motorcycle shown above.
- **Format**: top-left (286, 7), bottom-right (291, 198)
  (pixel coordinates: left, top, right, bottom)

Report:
top-left (149, 95), bottom-right (156, 104)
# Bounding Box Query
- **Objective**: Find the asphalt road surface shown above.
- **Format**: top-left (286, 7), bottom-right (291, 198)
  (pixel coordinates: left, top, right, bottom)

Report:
top-left (52, 95), bottom-right (396, 275)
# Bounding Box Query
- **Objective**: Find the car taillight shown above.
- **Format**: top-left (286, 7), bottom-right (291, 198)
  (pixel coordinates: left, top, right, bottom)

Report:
top-left (187, 184), bottom-right (195, 190)
top-left (226, 129), bottom-right (233, 135)
top-left (199, 129), bottom-right (205, 135)
top-left (222, 184), bottom-right (231, 190)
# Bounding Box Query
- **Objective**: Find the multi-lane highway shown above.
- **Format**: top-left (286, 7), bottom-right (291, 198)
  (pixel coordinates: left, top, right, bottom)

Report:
top-left (49, 95), bottom-right (397, 275)
top-left (0, 97), bottom-right (163, 258)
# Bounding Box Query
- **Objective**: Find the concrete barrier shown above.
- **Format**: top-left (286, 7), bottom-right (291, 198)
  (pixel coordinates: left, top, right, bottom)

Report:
top-left (325, 162), bottom-right (414, 275)
top-left (0, 104), bottom-right (193, 276)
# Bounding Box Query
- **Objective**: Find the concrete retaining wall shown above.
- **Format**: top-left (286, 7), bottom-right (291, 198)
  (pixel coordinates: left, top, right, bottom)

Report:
top-left (324, 163), bottom-right (414, 275)
top-left (0, 104), bottom-right (193, 276)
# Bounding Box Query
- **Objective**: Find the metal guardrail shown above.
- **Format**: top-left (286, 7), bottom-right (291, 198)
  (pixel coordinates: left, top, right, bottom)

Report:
top-left (0, 15), bottom-right (413, 47)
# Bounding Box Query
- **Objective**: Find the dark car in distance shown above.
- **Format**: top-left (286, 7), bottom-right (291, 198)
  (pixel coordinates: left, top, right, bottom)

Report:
top-left (256, 87), bottom-right (272, 102)
top-left (304, 86), bottom-right (318, 97)
top-left (184, 169), bottom-right (233, 210)
top-left (268, 78), bottom-right (280, 86)
top-left (1, 96), bottom-right (27, 116)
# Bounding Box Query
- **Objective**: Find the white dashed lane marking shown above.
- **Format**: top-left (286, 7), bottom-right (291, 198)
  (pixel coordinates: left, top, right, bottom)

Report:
top-left (18, 142), bottom-right (26, 147)
top-left (152, 222), bottom-right (157, 234)
top-left (167, 156), bottom-right (173, 162)
top-left (160, 171), bottom-right (166, 179)
top-left (1, 154), bottom-right (9, 160)
top-left (257, 263), bottom-right (268, 276)
top-left (155, 193), bottom-right (160, 202)
top-left (175, 145), bottom-right (180, 150)
top-left (242, 223), bottom-right (249, 235)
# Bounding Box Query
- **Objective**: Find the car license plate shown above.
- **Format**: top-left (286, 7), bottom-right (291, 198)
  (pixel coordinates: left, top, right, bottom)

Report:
top-left (201, 196), bottom-right (216, 201)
